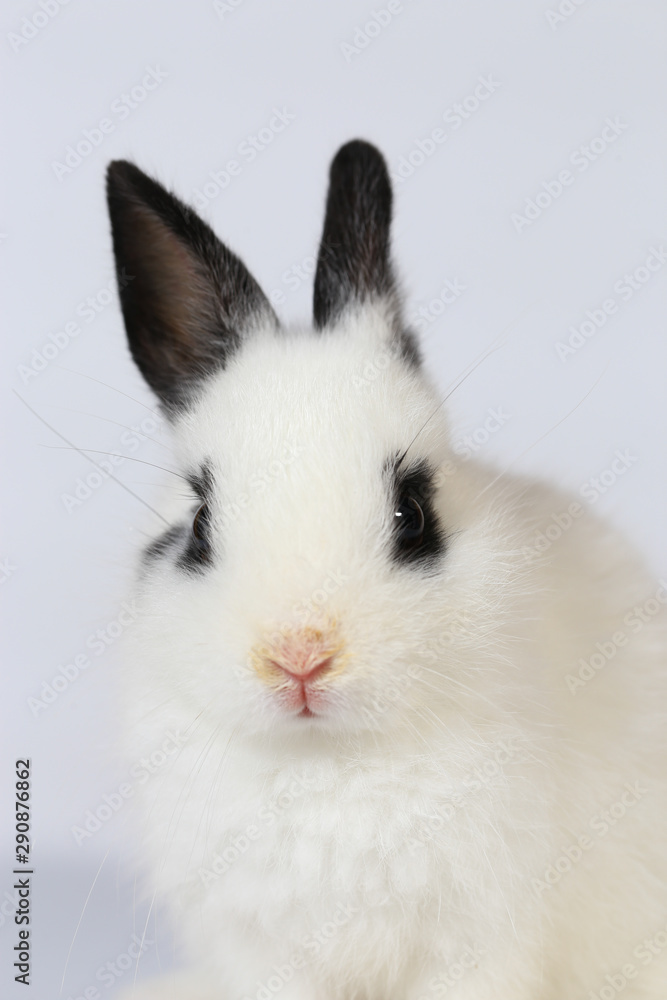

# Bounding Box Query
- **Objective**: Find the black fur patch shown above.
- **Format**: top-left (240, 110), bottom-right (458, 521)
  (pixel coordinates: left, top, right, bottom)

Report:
top-left (142, 463), bottom-right (216, 574)
top-left (398, 327), bottom-right (422, 367)
top-left (313, 140), bottom-right (420, 366)
top-left (313, 141), bottom-right (394, 327)
top-left (142, 524), bottom-right (187, 564)
top-left (387, 457), bottom-right (445, 569)
top-left (187, 464), bottom-right (214, 505)
top-left (106, 160), bottom-right (277, 413)
top-left (177, 464), bottom-right (215, 573)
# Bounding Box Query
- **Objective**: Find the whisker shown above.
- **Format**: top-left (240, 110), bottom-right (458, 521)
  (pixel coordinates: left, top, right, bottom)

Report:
top-left (157, 721), bottom-right (222, 878)
top-left (416, 665), bottom-right (510, 718)
top-left (472, 366), bottom-right (607, 505)
top-left (53, 364), bottom-right (161, 416)
top-left (40, 445), bottom-right (190, 483)
top-left (14, 391), bottom-right (171, 526)
top-left (397, 313), bottom-right (523, 470)
top-left (59, 848), bottom-right (110, 995)
top-left (199, 726), bottom-right (241, 864)
top-left (47, 405), bottom-right (172, 451)
top-left (132, 888), bottom-right (158, 990)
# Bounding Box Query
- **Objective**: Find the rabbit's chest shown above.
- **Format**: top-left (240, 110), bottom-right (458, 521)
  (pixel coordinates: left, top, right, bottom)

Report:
top-left (153, 744), bottom-right (546, 975)
top-left (190, 761), bottom-right (497, 918)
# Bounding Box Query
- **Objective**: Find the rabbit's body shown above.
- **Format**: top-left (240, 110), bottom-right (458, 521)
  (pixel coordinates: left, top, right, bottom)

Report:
top-left (107, 143), bottom-right (667, 999)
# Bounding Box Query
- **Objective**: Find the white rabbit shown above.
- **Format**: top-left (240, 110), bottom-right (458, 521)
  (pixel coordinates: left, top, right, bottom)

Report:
top-left (107, 141), bottom-right (667, 1000)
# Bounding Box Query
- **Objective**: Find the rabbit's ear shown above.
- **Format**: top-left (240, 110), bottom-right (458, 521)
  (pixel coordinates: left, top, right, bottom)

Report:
top-left (106, 161), bottom-right (278, 411)
top-left (313, 141), bottom-right (410, 342)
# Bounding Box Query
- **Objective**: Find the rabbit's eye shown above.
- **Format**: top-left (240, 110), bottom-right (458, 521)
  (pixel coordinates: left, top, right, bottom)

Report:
top-left (387, 458), bottom-right (445, 569)
top-left (192, 503), bottom-right (211, 560)
top-left (394, 496), bottom-right (425, 548)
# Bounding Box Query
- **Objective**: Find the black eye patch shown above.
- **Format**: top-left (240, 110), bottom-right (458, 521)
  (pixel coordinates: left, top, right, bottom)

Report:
top-left (141, 462), bottom-right (216, 575)
top-left (177, 463), bottom-right (215, 573)
top-left (387, 457), bottom-right (445, 569)
top-left (142, 524), bottom-right (187, 565)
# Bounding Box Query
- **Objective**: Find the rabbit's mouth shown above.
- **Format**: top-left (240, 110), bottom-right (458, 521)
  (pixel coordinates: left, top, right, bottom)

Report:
top-left (249, 625), bottom-right (348, 717)
top-left (276, 671), bottom-right (331, 717)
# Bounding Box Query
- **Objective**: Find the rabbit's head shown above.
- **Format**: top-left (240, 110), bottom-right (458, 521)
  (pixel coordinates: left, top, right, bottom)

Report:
top-left (107, 141), bottom-right (518, 742)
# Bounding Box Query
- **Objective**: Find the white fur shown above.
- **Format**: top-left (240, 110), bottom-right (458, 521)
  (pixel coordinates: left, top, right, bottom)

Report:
top-left (119, 304), bottom-right (667, 1000)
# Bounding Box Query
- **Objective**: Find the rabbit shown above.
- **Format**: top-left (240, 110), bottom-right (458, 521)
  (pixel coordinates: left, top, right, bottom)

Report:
top-left (106, 140), bottom-right (667, 1000)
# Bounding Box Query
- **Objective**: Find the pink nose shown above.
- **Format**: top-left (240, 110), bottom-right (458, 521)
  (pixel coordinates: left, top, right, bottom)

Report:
top-left (271, 655), bottom-right (334, 685)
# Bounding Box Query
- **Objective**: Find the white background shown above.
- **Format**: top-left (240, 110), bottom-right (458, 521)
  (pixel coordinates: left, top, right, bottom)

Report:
top-left (2, 0), bottom-right (666, 996)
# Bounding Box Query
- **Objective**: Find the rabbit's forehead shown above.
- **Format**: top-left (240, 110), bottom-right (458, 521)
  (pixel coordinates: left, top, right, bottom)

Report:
top-left (176, 323), bottom-right (445, 478)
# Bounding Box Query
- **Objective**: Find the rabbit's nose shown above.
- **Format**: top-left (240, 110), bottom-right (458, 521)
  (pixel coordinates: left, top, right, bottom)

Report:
top-left (250, 624), bottom-right (345, 689)
top-left (270, 654), bottom-right (335, 685)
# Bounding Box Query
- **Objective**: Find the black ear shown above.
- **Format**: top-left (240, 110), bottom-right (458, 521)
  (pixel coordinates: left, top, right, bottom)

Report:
top-left (106, 161), bottom-right (278, 411)
top-left (313, 140), bottom-right (416, 361)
